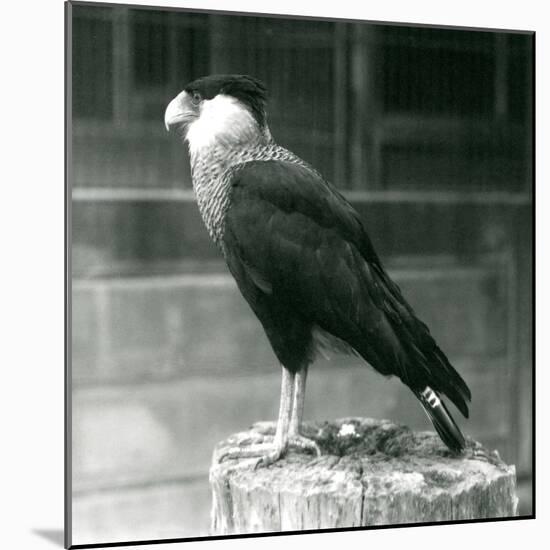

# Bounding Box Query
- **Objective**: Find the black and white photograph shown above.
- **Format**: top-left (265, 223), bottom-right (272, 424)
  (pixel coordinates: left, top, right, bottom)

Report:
top-left (65, 1), bottom-right (534, 547)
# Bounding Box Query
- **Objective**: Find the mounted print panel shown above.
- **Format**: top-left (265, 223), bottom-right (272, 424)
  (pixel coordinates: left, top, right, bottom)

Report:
top-left (66, 1), bottom-right (533, 547)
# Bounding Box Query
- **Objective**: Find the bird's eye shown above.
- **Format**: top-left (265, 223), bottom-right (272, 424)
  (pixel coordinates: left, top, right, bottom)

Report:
top-left (191, 91), bottom-right (202, 105)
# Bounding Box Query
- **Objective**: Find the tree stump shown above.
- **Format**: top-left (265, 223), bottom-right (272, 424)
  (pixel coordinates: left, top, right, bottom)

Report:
top-left (209, 418), bottom-right (518, 535)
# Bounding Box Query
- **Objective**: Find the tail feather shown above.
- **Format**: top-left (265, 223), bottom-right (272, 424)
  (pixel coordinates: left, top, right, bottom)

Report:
top-left (366, 261), bottom-right (472, 419)
top-left (416, 386), bottom-right (466, 453)
top-left (430, 347), bottom-right (471, 418)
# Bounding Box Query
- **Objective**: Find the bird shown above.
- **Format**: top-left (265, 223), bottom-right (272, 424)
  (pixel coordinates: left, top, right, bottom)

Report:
top-left (164, 74), bottom-right (471, 468)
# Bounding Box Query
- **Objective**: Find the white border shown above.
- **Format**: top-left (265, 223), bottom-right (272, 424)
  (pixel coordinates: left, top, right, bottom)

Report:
top-left (2, 1), bottom-right (545, 549)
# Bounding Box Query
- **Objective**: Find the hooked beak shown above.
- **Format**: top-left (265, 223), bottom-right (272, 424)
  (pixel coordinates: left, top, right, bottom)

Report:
top-left (164, 91), bottom-right (197, 132)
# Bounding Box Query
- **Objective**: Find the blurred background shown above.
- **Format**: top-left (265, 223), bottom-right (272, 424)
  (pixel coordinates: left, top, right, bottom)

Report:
top-left (69, 2), bottom-right (533, 545)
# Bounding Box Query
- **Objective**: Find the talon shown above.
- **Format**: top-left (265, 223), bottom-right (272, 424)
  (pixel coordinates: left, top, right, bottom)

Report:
top-left (288, 433), bottom-right (322, 457)
top-left (215, 442), bottom-right (286, 468)
top-left (254, 449), bottom-right (283, 469)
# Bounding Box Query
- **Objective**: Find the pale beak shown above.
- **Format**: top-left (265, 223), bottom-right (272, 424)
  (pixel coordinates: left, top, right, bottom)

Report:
top-left (164, 90), bottom-right (195, 132)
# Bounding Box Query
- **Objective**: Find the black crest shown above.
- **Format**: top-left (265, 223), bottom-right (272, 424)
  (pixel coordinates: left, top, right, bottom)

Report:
top-left (184, 74), bottom-right (268, 127)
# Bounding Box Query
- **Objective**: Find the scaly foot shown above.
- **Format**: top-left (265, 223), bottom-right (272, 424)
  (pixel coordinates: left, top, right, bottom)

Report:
top-left (218, 441), bottom-right (285, 469)
top-left (217, 433), bottom-right (320, 469)
top-left (288, 433), bottom-right (322, 457)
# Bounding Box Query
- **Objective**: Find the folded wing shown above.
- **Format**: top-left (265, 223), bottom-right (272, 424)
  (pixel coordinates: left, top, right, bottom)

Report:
top-left (222, 160), bottom-right (471, 418)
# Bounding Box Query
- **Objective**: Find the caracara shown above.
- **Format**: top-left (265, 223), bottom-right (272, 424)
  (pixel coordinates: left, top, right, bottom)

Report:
top-left (165, 74), bottom-right (471, 467)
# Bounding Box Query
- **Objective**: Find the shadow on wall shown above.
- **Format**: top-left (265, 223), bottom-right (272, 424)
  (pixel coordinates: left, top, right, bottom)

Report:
top-left (33, 529), bottom-right (64, 547)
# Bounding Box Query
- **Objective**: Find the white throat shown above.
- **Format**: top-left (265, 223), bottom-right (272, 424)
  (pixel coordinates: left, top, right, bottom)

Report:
top-left (185, 94), bottom-right (267, 160)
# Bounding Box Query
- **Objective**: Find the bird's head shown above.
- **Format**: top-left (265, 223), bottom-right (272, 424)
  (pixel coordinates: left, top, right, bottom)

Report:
top-left (164, 74), bottom-right (270, 155)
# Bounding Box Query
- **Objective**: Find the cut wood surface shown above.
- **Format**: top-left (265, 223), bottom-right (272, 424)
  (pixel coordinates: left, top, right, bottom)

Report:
top-left (210, 418), bottom-right (517, 534)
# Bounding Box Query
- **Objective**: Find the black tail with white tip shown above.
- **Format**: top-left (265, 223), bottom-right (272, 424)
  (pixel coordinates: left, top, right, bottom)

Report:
top-left (417, 386), bottom-right (466, 453)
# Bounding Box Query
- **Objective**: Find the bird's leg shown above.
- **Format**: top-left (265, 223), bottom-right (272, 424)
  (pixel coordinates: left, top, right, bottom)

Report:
top-left (288, 364), bottom-right (321, 456)
top-left (218, 366), bottom-right (294, 468)
top-left (264, 366), bottom-right (294, 465)
top-left (289, 364), bottom-right (307, 436)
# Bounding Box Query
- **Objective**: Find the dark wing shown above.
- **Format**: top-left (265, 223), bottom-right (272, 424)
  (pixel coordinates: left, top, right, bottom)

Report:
top-left (222, 160), bottom-right (471, 417)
